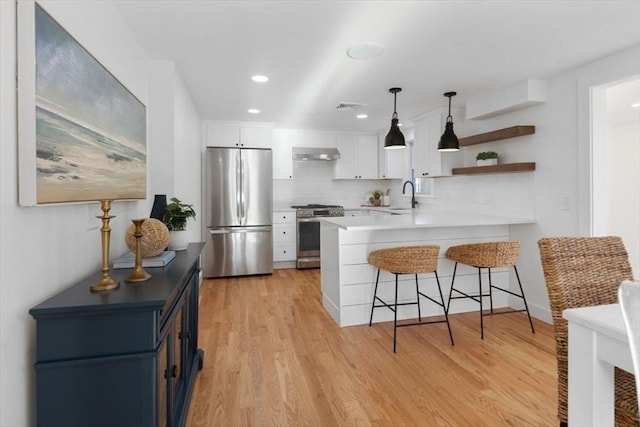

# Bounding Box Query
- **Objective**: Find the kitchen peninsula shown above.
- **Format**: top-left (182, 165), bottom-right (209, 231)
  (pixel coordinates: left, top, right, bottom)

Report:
top-left (320, 211), bottom-right (534, 327)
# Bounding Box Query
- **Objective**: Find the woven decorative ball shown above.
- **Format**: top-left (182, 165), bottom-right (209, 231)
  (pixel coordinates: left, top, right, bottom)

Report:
top-left (125, 218), bottom-right (170, 257)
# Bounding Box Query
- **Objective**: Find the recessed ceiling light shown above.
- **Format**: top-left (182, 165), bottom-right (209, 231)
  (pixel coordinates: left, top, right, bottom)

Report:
top-left (346, 41), bottom-right (385, 60)
top-left (248, 108), bottom-right (260, 114)
top-left (632, 102), bottom-right (640, 108)
top-left (251, 75), bottom-right (269, 83)
top-left (356, 114), bottom-right (368, 119)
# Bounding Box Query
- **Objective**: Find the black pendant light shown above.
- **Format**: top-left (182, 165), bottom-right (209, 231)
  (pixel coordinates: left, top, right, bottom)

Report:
top-left (384, 87), bottom-right (406, 149)
top-left (438, 91), bottom-right (460, 152)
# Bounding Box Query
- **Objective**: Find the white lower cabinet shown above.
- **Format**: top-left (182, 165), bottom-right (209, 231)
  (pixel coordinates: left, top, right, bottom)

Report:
top-left (344, 209), bottom-right (370, 217)
top-left (273, 212), bottom-right (296, 262)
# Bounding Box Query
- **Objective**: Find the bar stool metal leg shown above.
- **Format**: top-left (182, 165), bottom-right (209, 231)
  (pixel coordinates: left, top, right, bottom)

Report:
top-left (393, 273), bottom-right (399, 353)
top-left (478, 268), bottom-right (484, 340)
top-left (488, 268), bottom-right (495, 314)
top-left (446, 262), bottom-right (458, 313)
top-left (369, 269), bottom-right (381, 326)
top-left (434, 271), bottom-right (454, 345)
top-left (513, 265), bottom-right (535, 333)
top-left (415, 274), bottom-right (422, 321)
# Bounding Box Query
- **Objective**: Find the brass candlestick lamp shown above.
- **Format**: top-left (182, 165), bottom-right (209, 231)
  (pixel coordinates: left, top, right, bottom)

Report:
top-left (125, 218), bottom-right (151, 283)
top-left (90, 200), bottom-right (120, 292)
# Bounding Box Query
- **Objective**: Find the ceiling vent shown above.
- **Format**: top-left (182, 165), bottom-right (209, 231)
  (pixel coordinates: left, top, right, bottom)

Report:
top-left (336, 102), bottom-right (365, 111)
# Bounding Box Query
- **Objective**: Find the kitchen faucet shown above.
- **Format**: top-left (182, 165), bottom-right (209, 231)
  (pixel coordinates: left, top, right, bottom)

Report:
top-left (402, 180), bottom-right (417, 208)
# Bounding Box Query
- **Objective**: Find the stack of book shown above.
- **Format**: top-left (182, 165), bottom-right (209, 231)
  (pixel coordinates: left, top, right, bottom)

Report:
top-left (112, 251), bottom-right (176, 269)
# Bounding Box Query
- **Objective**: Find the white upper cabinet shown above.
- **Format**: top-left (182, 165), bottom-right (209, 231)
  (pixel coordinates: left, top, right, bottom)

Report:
top-left (377, 130), bottom-right (406, 179)
top-left (411, 108), bottom-right (463, 177)
top-left (334, 134), bottom-right (378, 179)
top-left (205, 122), bottom-right (272, 148)
top-left (271, 129), bottom-right (294, 180)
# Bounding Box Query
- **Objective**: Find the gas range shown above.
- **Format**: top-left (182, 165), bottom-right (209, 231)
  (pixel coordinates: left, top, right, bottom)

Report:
top-left (290, 204), bottom-right (344, 269)
top-left (291, 204), bottom-right (344, 218)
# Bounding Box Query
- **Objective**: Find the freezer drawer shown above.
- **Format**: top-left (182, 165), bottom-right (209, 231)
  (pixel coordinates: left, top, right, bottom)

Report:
top-left (204, 227), bottom-right (273, 277)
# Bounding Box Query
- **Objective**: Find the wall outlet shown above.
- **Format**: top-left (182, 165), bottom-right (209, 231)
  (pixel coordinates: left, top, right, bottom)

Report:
top-left (560, 196), bottom-right (571, 211)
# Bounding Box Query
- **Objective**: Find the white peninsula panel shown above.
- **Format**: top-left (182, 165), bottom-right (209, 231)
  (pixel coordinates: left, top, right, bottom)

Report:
top-left (320, 212), bottom-right (534, 327)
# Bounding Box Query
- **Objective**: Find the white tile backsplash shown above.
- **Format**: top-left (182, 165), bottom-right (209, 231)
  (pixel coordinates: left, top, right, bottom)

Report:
top-left (274, 160), bottom-right (536, 218)
top-left (273, 160), bottom-right (404, 208)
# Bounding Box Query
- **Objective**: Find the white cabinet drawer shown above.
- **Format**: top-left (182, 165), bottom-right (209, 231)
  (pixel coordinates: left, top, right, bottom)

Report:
top-left (274, 244), bottom-right (296, 261)
top-left (273, 212), bottom-right (295, 224)
top-left (344, 209), bottom-right (369, 217)
top-left (273, 223), bottom-right (296, 244)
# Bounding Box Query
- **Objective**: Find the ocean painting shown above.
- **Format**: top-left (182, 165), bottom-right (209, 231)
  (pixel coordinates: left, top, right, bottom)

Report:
top-left (34, 4), bottom-right (146, 203)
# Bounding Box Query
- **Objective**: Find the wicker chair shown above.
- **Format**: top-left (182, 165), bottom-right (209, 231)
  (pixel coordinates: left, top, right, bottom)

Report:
top-left (538, 236), bottom-right (639, 427)
top-left (445, 241), bottom-right (535, 339)
top-left (368, 245), bottom-right (454, 353)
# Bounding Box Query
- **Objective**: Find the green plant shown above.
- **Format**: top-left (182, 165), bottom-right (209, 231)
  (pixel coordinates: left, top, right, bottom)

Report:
top-left (476, 151), bottom-right (499, 160)
top-left (372, 190), bottom-right (383, 200)
top-left (163, 197), bottom-right (196, 231)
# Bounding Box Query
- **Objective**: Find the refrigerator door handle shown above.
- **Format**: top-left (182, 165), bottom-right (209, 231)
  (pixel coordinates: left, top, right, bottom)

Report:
top-left (209, 226), bottom-right (272, 234)
top-left (235, 150), bottom-right (243, 224)
top-left (240, 152), bottom-right (247, 221)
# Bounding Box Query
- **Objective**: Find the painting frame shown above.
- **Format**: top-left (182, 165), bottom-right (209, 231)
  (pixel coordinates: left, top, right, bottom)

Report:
top-left (17, 0), bottom-right (147, 206)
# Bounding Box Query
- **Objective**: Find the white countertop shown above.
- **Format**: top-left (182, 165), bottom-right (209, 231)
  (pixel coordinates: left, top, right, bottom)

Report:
top-left (321, 210), bottom-right (535, 231)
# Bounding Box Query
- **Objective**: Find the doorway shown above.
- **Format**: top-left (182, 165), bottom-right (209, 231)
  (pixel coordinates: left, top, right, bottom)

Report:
top-left (591, 76), bottom-right (640, 277)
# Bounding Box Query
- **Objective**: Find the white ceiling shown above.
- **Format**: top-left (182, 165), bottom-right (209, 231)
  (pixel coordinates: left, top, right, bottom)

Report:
top-left (114, 0), bottom-right (640, 133)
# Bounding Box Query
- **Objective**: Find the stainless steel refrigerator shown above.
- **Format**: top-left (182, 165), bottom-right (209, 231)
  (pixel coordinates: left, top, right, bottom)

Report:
top-left (203, 147), bottom-right (273, 277)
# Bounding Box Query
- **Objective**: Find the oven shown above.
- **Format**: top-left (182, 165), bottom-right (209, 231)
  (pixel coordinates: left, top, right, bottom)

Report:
top-left (292, 204), bottom-right (344, 269)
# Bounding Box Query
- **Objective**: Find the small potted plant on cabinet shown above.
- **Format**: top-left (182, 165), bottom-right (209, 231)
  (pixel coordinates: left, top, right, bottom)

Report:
top-left (163, 197), bottom-right (196, 250)
top-left (476, 151), bottom-right (499, 166)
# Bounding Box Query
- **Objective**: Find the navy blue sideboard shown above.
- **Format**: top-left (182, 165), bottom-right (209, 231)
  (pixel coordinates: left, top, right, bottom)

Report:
top-left (29, 243), bottom-right (205, 427)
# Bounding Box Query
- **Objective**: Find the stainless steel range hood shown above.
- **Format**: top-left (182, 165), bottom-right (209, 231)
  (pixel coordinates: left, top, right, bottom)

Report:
top-left (292, 147), bottom-right (340, 161)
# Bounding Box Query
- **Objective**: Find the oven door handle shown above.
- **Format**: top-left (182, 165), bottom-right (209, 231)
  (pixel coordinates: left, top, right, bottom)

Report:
top-left (297, 217), bottom-right (321, 223)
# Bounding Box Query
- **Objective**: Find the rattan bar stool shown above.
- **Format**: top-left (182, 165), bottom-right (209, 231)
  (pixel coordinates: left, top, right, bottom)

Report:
top-left (445, 241), bottom-right (534, 339)
top-left (368, 245), bottom-right (454, 353)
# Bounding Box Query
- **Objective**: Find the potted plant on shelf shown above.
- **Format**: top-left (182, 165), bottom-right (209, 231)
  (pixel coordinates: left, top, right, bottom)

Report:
top-left (163, 197), bottom-right (196, 250)
top-left (369, 190), bottom-right (383, 206)
top-left (476, 151), bottom-right (499, 166)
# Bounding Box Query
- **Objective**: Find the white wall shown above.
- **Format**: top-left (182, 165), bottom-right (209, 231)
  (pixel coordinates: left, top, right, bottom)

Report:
top-left (605, 120), bottom-right (640, 276)
top-left (0, 2), bottom-right (202, 425)
top-left (172, 69), bottom-right (203, 242)
top-left (148, 60), bottom-right (202, 241)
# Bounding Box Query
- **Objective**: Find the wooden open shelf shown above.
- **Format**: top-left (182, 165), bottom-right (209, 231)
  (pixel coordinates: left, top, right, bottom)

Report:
top-left (459, 125), bottom-right (535, 146)
top-left (452, 162), bottom-right (536, 175)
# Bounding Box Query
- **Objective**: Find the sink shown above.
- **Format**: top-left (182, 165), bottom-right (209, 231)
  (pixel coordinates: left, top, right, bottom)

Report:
top-left (388, 207), bottom-right (411, 211)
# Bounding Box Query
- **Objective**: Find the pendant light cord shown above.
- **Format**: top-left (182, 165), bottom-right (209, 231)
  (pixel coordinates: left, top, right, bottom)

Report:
top-left (446, 95), bottom-right (453, 123)
top-left (393, 92), bottom-right (398, 120)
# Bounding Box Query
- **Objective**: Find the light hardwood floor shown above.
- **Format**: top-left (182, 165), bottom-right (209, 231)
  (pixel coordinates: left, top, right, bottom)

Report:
top-left (187, 268), bottom-right (557, 427)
